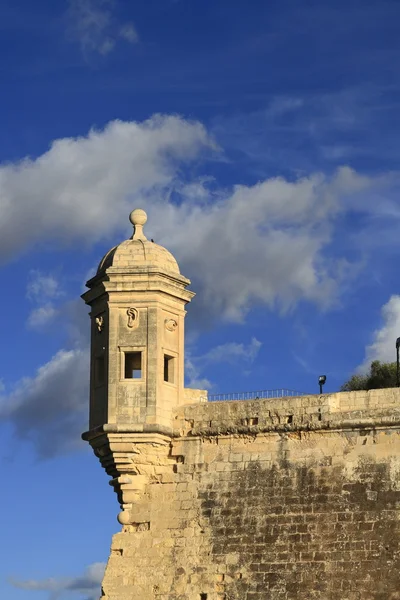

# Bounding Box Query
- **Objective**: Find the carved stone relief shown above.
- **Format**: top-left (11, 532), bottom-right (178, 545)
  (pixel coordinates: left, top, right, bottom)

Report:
top-left (165, 318), bottom-right (178, 332)
top-left (95, 315), bottom-right (104, 332)
top-left (127, 307), bottom-right (139, 328)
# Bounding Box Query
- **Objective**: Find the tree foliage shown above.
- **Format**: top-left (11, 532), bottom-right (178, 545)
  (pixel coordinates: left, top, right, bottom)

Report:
top-left (341, 360), bottom-right (398, 391)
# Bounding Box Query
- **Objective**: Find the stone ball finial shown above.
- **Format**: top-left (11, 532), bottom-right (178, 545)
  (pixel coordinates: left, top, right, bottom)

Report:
top-left (130, 208), bottom-right (148, 240)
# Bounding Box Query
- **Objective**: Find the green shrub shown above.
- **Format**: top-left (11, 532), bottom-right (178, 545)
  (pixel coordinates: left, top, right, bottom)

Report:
top-left (341, 360), bottom-right (398, 391)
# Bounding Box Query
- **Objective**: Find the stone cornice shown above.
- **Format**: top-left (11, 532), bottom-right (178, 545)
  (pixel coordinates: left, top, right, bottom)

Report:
top-left (184, 413), bottom-right (400, 438)
top-left (82, 423), bottom-right (175, 442)
top-left (82, 269), bottom-right (194, 305)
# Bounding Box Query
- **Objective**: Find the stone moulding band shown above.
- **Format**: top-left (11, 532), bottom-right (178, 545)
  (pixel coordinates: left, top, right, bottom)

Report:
top-left (82, 422), bottom-right (175, 441)
top-left (82, 413), bottom-right (400, 442)
top-left (188, 415), bottom-right (400, 438)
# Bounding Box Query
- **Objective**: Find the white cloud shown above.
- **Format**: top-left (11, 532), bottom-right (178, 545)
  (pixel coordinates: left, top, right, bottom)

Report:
top-left (1, 294), bottom-right (91, 458)
top-left (185, 355), bottom-right (213, 391)
top-left (0, 115), bottom-right (214, 261)
top-left (27, 271), bottom-right (62, 301)
top-left (178, 176), bottom-right (215, 201)
top-left (10, 562), bottom-right (105, 600)
top-left (155, 166), bottom-right (371, 321)
top-left (119, 23), bottom-right (138, 43)
top-left (360, 295), bottom-right (400, 370)
top-left (0, 348), bottom-right (89, 458)
top-left (202, 337), bottom-right (262, 364)
top-left (26, 271), bottom-right (63, 329)
top-left (185, 338), bottom-right (262, 391)
top-left (0, 115), bottom-right (391, 323)
top-left (67, 0), bottom-right (138, 56)
top-left (27, 305), bottom-right (58, 329)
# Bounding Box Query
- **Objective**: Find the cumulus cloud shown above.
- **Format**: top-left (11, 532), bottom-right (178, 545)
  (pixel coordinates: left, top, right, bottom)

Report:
top-left (26, 271), bottom-right (63, 329)
top-left (155, 166), bottom-right (371, 321)
top-left (1, 292), bottom-right (91, 457)
top-left (0, 115), bottom-right (374, 322)
top-left (67, 0), bottom-right (138, 56)
top-left (185, 338), bottom-right (262, 390)
top-left (185, 355), bottom-right (213, 391)
top-left (10, 562), bottom-right (105, 600)
top-left (0, 115), bottom-right (214, 261)
top-left (27, 305), bottom-right (59, 329)
top-left (27, 271), bottom-right (62, 301)
top-left (119, 23), bottom-right (138, 43)
top-left (360, 295), bottom-right (400, 370)
top-left (0, 348), bottom-right (89, 458)
top-left (202, 337), bottom-right (262, 364)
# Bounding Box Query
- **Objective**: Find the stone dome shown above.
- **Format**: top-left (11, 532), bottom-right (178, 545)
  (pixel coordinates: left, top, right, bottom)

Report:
top-left (97, 209), bottom-right (180, 275)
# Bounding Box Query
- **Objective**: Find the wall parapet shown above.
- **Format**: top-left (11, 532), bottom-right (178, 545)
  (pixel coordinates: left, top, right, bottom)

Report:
top-left (98, 387), bottom-right (400, 599)
top-left (183, 387), bottom-right (208, 405)
top-left (174, 387), bottom-right (400, 437)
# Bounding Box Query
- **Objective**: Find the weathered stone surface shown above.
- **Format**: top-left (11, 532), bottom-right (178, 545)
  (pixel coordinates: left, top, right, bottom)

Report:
top-left (96, 390), bottom-right (400, 600)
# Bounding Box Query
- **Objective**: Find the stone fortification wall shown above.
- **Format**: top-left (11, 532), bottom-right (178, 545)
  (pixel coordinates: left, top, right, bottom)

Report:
top-left (100, 389), bottom-right (400, 600)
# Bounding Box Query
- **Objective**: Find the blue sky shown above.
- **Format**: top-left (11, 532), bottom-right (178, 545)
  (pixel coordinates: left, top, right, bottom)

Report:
top-left (1, 0), bottom-right (400, 597)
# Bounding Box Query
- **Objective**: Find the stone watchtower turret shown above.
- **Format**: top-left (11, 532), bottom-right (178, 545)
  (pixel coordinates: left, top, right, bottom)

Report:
top-left (82, 209), bottom-right (196, 525)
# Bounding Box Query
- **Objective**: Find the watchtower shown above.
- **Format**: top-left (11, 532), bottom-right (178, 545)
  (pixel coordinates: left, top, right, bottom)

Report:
top-left (82, 209), bottom-right (196, 525)
top-left (82, 208), bottom-right (194, 433)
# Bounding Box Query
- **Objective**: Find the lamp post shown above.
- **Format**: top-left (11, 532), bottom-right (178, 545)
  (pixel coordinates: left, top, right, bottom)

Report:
top-left (396, 338), bottom-right (400, 387)
top-left (318, 375), bottom-right (326, 394)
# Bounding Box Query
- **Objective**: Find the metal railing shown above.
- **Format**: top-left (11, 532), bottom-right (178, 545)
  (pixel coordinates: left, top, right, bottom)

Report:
top-left (207, 389), bottom-right (305, 402)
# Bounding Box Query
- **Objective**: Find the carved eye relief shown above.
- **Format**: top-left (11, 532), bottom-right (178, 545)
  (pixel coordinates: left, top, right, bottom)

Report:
top-left (127, 307), bottom-right (138, 328)
top-left (165, 318), bottom-right (178, 332)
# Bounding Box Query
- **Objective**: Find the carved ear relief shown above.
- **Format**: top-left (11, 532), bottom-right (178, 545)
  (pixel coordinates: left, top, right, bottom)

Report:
top-left (127, 307), bottom-right (139, 328)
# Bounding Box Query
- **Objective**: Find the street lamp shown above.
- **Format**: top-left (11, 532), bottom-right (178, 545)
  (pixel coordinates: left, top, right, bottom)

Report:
top-left (318, 375), bottom-right (327, 394)
top-left (396, 338), bottom-right (400, 387)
